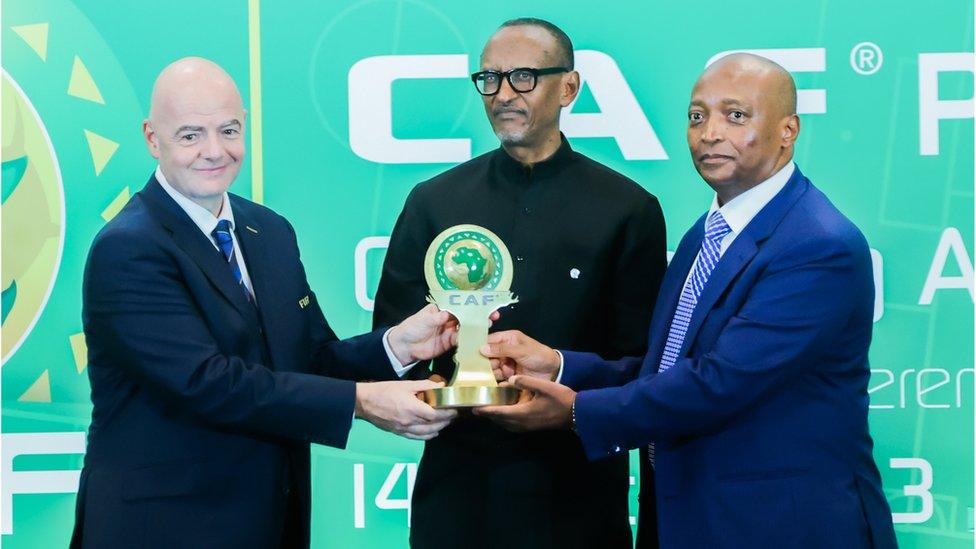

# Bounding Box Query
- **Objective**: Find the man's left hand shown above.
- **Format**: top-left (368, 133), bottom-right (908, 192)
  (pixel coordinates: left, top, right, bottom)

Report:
top-left (474, 375), bottom-right (576, 432)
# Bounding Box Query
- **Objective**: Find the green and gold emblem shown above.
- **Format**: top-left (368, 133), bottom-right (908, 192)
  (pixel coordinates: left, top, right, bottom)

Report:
top-left (423, 224), bottom-right (519, 408)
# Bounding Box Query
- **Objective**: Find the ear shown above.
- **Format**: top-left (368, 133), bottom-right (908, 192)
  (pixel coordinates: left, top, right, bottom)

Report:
top-left (559, 70), bottom-right (581, 108)
top-left (781, 114), bottom-right (800, 147)
top-left (142, 119), bottom-right (160, 160)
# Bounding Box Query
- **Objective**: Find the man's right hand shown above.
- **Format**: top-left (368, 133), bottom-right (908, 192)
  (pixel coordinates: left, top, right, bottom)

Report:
top-left (354, 380), bottom-right (457, 440)
top-left (481, 330), bottom-right (561, 382)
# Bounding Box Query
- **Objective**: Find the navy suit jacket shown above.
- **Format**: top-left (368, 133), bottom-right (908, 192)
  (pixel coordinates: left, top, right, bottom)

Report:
top-left (72, 175), bottom-right (395, 548)
top-left (561, 167), bottom-right (897, 548)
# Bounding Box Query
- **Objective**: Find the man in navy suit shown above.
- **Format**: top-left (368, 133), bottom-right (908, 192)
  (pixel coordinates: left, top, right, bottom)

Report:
top-left (477, 54), bottom-right (898, 548)
top-left (71, 57), bottom-right (459, 548)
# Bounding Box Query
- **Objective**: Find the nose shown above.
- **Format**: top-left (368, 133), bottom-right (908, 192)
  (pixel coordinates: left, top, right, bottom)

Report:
top-left (200, 132), bottom-right (225, 162)
top-left (494, 76), bottom-right (519, 103)
top-left (700, 117), bottom-right (722, 144)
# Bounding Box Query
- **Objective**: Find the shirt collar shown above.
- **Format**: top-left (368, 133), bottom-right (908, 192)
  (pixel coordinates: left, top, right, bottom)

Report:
top-left (707, 161), bottom-right (795, 235)
top-left (155, 165), bottom-right (235, 236)
top-left (494, 132), bottom-right (574, 181)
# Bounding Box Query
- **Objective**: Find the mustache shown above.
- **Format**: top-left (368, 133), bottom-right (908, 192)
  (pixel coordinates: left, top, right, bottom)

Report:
top-left (492, 105), bottom-right (527, 117)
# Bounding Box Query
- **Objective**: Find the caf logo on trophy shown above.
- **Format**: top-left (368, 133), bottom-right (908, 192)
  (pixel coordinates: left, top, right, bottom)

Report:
top-left (423, 224), bottom-right (520, 408)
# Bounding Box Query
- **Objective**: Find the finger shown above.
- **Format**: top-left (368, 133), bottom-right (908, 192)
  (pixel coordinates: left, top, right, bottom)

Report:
top-left (405, 379), bottom-right (446, 392)
top-left (409, 405), bottom-right (438, 423)
top-left (429, 374), bottom-right (447, 384)
top-left (509, 375), bottom-right (553, 393)
top-left (403, 418), bottom-right (452, 437)
top-left (489, 311), bottom-right (501, 322)
top-left (516, 389), bottom-right (533, 404)
top-left (430, 409), bottom-right (458, 422)
top-left (402, 431), bottom-right (438, 441)
top-left (481, 341), bottom-right (517, 359)
top-left (485, 330), bottom-right (521, 345)
top-left (474, 400), bottom-right (531, 417)
top-left (471, 409), bottom-right (527, 433)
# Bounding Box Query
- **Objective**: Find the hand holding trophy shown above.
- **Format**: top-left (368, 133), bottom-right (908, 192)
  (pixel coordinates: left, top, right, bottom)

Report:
top-left (421, 224), bottom-right (521, 408)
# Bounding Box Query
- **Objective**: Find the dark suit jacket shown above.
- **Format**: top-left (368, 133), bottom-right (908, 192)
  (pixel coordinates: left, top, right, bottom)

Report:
top-left (71, 175), bottom-right (395, 548)
top-left (561, 167), bottom-right (897, 548)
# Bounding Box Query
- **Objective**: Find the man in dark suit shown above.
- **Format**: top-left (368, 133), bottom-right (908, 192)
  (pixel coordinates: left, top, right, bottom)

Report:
top-left (479, 53), bottom-right (898, 548)
top-left (71, 57), bottom-right (458, 549)
top-left (373, 18), bottom-right (666, 549)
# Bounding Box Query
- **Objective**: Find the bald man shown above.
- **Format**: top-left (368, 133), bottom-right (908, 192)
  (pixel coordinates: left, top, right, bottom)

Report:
top-left (477, 53), bottom-right (898, 548)
top-left (71, 58), bottom-right (458, 549)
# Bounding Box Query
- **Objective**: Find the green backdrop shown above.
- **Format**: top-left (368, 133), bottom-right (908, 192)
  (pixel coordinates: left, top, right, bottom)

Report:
top-left (2, 1), bottom-right (973, 547)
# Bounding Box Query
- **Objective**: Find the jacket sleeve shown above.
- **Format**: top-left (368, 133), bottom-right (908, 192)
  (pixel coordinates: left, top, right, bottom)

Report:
top-left (573, 235), bottom-right (872, 460)
top-left (274, 218), bottom-right (397, 382)
top-left (83, 228), bottom-right (358, 449)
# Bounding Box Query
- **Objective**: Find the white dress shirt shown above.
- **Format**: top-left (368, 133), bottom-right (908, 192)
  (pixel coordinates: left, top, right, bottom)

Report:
top-left (681, 161), bottom-right (795, 287)
top-left (155, 166), bottom-right (415, 376)
top-left (156, 166), bottom-right (256, 299)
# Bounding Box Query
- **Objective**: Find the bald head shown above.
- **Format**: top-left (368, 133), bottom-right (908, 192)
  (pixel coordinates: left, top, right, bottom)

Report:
top-left (148, 57), bottom-right (243, 123)
top-left (701, 53), bottom-right (797, 118)
top-left (143, 57), bottom-right (246, 215)
top-left (686, 52), bottom-right (801, 203)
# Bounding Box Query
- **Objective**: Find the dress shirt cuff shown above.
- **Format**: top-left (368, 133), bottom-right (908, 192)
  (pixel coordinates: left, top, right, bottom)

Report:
top-left (383, 328), bottom-right (418, 377)
top-left (554, 350), bottom-right (565, 384)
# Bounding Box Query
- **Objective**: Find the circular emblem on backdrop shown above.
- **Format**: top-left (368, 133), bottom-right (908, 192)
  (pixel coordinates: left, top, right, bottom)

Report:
top-left (1, 70), bottom-right (65, 365)
top-left (425, 224), bottom-right (513, 291)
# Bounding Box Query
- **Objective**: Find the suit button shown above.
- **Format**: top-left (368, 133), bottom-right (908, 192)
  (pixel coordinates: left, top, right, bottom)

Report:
top-left (516, 256), bottom-right (524, 262)
top-left (522, 207), bottom-right (532, 215)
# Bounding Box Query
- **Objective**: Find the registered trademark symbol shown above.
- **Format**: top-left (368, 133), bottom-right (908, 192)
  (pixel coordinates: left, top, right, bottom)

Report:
top-left (850, 42), bottom-right (884, 75)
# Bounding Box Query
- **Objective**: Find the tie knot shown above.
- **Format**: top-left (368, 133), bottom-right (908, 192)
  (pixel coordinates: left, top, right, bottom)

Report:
top-left (705, 211), bottom-right (731, 241)
top-left (214, 219), bottom-right (232, 234)
top-left (211, 220), bottom-right (234, 251)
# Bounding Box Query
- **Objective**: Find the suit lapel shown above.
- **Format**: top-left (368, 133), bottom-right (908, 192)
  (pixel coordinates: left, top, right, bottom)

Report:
top-left (140, 176), bottom-right (259, 324)
top-left (231, 204), bottom-right (272, 309)
top-left (233, 202), bottom-right (295, 372)
top-left (676, 168), bottom-right (811, 358)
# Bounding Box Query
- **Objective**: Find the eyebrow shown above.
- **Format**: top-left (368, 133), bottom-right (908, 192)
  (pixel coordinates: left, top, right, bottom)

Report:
top-left (689, 98), bottom-right (750, 108)
top-left (172, 120), bottom-right (241, 135)
top-left (173, 125), bottom-right (204, 135)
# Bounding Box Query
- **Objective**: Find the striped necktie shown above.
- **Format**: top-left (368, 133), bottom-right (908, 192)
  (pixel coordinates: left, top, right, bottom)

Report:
top-left (211, 219), bottom-right (253, 302)
top-left (649, 210), bottom-right (731, 465)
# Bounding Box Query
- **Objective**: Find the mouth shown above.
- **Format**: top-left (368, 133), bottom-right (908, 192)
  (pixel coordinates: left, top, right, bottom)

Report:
top-left (493, 109), bottom-right (527, 120)
top-left (194, 165), bottom-right (229, 175)
top-left (698, 153), bottom-right (734, 165)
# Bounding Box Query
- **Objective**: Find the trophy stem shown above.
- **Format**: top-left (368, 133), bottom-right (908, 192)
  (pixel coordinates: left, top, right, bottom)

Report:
top-left (425, 290), bottom-right (519, 408)
top-left (450, 319), bottom-right (497, 387)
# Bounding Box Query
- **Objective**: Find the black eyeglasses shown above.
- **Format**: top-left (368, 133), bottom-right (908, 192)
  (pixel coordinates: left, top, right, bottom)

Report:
top-left (470, 67), bottom-right (570, 96)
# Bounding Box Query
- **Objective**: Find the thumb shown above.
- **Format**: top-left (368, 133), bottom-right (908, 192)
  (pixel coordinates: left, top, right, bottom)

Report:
top-left (509, 375), bottom-right (551, 393)
top-left (485, 330), bottom-right (521, 345)
top-left (403, 379), bottom-right (445, 392)
top-left (480, 342), bottom-right (508, 358)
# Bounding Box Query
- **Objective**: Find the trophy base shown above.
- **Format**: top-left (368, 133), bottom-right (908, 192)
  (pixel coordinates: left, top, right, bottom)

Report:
top-left (423, 385), bottom-right (521, 409)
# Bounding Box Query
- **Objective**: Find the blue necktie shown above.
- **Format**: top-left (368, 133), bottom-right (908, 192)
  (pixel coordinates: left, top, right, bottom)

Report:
top-left (211, 219), bottom-right (253, 302)
top-left (649, 211), bottom-right (731, 464)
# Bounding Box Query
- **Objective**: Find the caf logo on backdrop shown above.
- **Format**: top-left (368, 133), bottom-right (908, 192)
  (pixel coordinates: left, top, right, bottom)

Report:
top-left (1, 70), bottom-right (65, 365)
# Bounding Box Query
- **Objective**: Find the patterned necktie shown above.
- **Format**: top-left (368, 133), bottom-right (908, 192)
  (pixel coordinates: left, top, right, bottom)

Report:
top-left (649, 210), bottom-right (732, 465)
top-left (211, 219), bottom-right (253, 302)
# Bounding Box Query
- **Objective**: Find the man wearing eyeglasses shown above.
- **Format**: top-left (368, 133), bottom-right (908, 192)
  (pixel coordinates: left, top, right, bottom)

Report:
top-left (373, 17), bottom-right (667, 549)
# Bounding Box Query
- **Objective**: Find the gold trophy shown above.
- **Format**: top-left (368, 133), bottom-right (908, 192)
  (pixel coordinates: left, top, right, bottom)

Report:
top-left (422, 224), bottom-right (521, 408)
